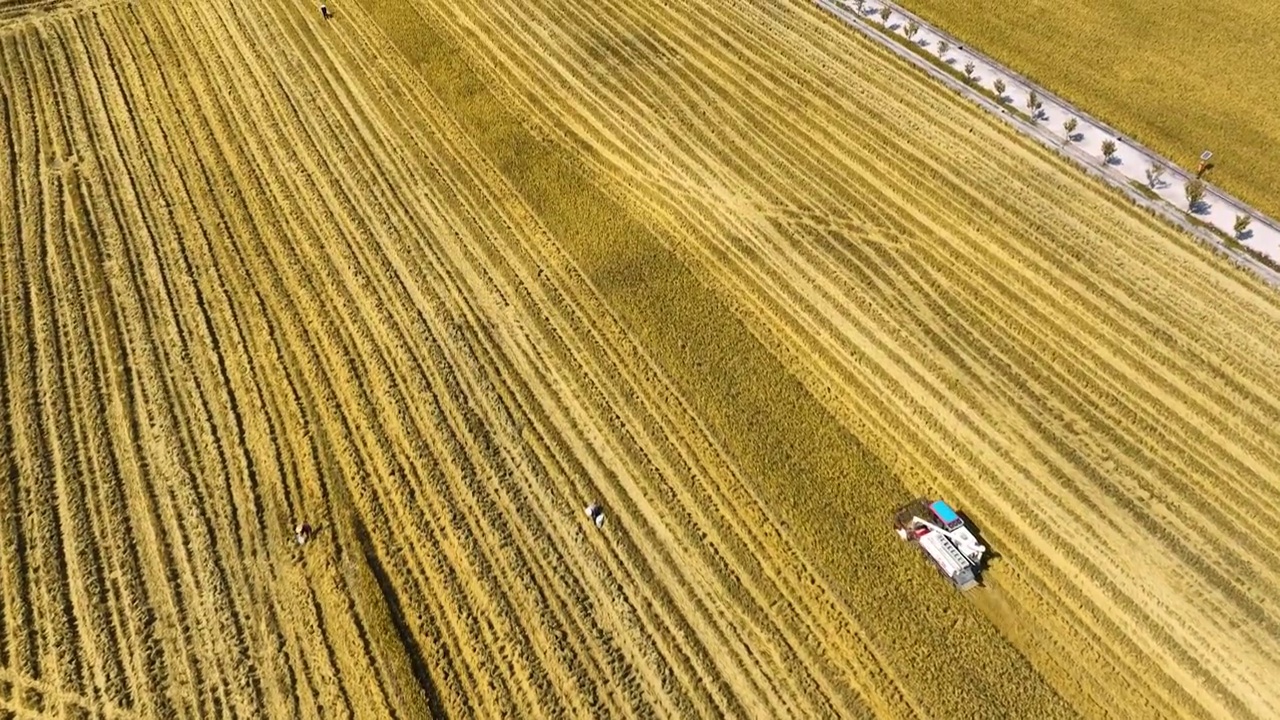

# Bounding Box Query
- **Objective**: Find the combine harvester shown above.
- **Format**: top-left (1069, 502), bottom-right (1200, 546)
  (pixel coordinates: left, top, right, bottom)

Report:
top-left (893, 498), bottom-right (987, 591)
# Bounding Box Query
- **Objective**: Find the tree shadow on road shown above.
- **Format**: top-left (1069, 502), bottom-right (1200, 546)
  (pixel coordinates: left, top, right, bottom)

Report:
top-left (1190, 199), bottom-right (1211, 215)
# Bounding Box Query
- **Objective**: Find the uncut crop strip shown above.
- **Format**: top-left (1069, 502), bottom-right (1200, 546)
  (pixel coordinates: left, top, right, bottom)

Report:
top-left (389, 0), bottom-right (1280, 717)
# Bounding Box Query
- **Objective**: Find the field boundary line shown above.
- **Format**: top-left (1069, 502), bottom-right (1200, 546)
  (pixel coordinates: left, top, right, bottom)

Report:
top-left (815, 0), bottom-right (1280, 290)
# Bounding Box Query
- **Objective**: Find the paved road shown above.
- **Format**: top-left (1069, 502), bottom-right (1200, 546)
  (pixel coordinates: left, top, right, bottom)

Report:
top-left (817, 0), bottom-right (1280, 277)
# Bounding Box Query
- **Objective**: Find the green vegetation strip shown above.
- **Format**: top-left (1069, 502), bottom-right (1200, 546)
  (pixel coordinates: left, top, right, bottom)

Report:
top-left (1128, 180), bottom-right (1161, 202)
top-left (355, 0), bottom-right (1074, 714)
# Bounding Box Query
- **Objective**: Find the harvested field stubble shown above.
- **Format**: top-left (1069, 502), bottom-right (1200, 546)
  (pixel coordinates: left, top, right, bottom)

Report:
top-left (373, 0), bottom-right (1280, 717)
top-left (1, 0), bottom-right (1047, 717)
top-left (892, 0), bottom-right (1280, 222)
top-left (4, 0), bottom-right (1280, 718)
top-left (361, 1), bottom-right (1070, 718)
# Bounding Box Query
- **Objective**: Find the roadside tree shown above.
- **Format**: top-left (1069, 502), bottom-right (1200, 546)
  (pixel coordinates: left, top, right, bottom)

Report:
top-left (1234, 215), bottom-right (1252, 237)
top-left (1186, 179), bottom-right (1206, 210)
top-left (1026, 90), bottom-right (1042, 117)
top-left (1146, 163), bottom-right (1165, 188)
top-left (1063, 117), bottom-right (1078, 141)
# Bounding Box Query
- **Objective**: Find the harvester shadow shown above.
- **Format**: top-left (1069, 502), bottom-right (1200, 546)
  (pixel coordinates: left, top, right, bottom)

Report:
top-left (348, 511), bottom-right (447, 716)
top-left (957, 511), bottom-right (1000, 575)
top-left (977, 547), bottom-right (1003, 575)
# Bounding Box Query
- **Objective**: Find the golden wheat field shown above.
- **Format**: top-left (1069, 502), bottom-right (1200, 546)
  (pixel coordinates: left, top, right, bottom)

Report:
top-left (3, 0), bottom-right (1280, 717)
top-left (894, 0), bottom-right (1280, 222)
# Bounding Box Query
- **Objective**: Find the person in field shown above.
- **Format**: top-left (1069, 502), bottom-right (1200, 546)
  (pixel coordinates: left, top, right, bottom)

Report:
top-left (320, 3), bottom-right (330, 20)
top-left (585, 503), bottom-right (605, 529)
top-left (294, 522), bottom-right (313, 545)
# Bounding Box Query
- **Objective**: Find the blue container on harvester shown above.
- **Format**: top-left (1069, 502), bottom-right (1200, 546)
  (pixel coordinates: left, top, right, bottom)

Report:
top-left (929, 500), bottom-right (963, 530)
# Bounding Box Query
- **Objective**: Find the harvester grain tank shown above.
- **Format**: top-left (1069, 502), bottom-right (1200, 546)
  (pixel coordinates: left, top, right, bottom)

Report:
top-left (893, 498), bottom-right (986, 590)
